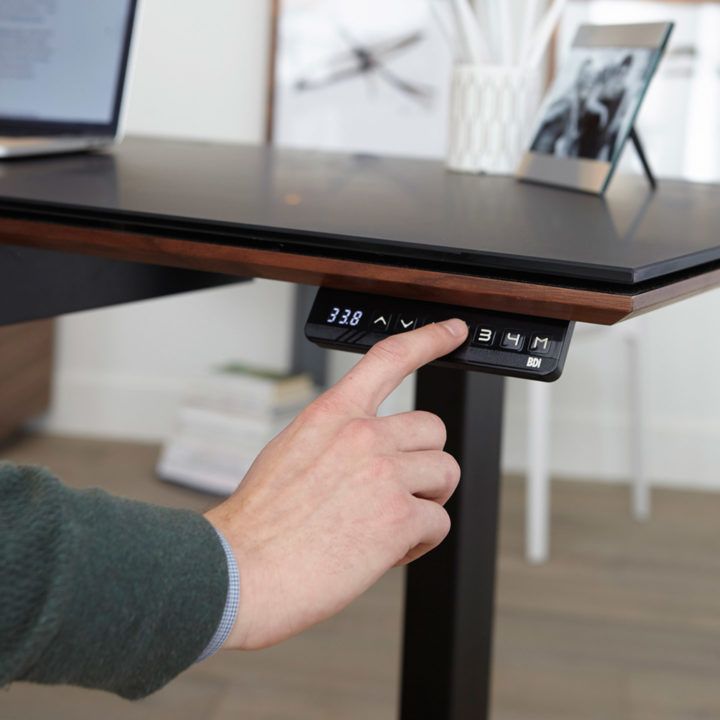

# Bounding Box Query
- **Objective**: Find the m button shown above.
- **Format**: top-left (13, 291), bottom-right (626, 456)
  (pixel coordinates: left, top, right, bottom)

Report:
top-left (529, 334), bottom-right (552, 355)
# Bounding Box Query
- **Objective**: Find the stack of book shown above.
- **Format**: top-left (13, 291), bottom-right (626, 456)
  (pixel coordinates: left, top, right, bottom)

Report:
top-left (157, 364), bottom-right (317, 496)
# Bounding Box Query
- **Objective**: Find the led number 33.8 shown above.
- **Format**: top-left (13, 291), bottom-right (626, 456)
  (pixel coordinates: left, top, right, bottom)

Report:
top-left (326, 307), bottom-right (363, 326)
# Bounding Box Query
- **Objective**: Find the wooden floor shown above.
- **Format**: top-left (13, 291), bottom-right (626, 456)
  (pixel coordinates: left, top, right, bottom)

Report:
top-left (2, 434), bottom-right (720, 720)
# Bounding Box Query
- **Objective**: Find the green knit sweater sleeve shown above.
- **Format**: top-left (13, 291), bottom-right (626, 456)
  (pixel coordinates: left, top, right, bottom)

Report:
top-left (0, 462), bottom-right (228, 699)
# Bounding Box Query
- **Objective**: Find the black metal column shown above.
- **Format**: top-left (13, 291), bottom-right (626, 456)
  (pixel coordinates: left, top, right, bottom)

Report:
top-left (400, 366), bottom-right (505, 720)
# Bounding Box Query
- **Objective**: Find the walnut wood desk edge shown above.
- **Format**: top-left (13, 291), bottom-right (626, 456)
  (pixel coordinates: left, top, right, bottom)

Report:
top-left (1, 216), bottom-right (717, 325)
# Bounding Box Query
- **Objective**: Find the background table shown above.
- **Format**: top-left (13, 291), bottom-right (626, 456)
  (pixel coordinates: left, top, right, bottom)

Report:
top-left (1, 139), bottom-right (719, 720)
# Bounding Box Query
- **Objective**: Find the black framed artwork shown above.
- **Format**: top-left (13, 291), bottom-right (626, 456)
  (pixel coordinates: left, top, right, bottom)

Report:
top-left (270, 0), bottom-right (452, 159)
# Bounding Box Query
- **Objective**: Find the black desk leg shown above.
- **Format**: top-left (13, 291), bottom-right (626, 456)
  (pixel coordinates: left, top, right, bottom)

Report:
top-left (401, 367), bottom-right (505, 720)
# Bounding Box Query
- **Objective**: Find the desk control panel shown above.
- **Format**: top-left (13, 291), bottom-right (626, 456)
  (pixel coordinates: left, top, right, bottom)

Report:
top-left (305, 289), bottom-right (574, 382)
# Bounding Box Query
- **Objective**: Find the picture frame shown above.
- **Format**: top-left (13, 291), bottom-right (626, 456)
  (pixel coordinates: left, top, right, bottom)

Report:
top-left (516, 22), bottom-right (673, 194)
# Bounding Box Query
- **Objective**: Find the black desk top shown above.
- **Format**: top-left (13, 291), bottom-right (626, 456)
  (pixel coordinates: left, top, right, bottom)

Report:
top-left (0, 137), bottom-right (718, 289)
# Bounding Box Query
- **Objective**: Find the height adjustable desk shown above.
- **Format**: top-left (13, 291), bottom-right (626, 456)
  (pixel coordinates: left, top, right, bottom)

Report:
top-left (1, 139), bottom-right (719, 720)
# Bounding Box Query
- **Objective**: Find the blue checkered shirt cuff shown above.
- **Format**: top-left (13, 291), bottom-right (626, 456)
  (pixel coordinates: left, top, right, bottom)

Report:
top-left (196, 527), bottom-right (239, 662)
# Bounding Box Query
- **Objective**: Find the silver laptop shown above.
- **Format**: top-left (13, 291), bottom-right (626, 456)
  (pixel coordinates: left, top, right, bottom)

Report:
top-left (0, 0), bottom-right (138, 159)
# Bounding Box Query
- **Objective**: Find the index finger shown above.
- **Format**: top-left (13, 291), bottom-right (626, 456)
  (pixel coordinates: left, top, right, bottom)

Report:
top-left (329, 318), bottom-right (468, 415)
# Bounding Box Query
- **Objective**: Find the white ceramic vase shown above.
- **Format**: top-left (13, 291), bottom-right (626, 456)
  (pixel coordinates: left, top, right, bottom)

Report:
top-left (447, 64), bottom-right (543, 175)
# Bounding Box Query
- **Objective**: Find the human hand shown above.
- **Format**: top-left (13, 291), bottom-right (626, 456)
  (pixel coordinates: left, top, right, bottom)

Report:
top-left (204, 318), bottom-right (468, 650)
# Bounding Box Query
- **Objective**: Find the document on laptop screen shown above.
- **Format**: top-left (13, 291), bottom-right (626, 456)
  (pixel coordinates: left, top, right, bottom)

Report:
top-left (0, 0), bottom-right (131, 124)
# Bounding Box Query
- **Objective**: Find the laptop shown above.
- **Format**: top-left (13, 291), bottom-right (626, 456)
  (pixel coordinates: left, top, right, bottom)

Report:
top-left (0, 0), bottom-right (138, 159)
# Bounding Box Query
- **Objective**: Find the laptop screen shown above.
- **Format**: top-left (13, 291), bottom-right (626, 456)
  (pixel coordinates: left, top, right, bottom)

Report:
top-left (0, 0), bottom-right (136, 134)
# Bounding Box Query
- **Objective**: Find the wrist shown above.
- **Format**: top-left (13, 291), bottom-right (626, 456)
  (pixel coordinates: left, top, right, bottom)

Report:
top-left (203, 510), bottom-right (246, 651)
top-left (204, 508), bottom-right (284, 651)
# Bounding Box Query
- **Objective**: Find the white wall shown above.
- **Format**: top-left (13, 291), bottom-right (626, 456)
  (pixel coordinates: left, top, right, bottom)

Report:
top-left (123, 0), bottom-right (270, 144)
top-left (46, 0), bottom-right (294, 439)
top-left (48, 0), bottom-right (720, 493)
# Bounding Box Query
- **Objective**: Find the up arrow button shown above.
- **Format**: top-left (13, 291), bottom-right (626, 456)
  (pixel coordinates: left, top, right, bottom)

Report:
top-left (371, 311), bottom-right (392, 332)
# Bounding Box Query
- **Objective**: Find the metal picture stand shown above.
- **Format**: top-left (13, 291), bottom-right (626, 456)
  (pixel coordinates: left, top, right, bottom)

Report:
top-left (629, 127), bottom-right (657, 190)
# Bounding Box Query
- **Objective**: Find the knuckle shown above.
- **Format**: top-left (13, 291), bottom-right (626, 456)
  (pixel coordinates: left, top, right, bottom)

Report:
top-left (370, 454), bottom-right (396, 480)
top-left (442, 453), bottom-right (462, 495)
top-left (345, 417), bottom-right (378, 447)
top-left (434, 507), bottom-right (452, 540)
top-left (417, 411), bottom-right (447, 446)
top-left (338, 418), bottom-right (379, 453)
top-left (380, 488), bottom-right (413, 525)
top-left (300, 393), bottom-right (341, 423)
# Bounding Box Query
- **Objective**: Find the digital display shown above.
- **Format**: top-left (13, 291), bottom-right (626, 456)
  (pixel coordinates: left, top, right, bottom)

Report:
top-left (306, 289), bottom-right (573, 382)
top-left (326, 307), bottom-right (364, 327)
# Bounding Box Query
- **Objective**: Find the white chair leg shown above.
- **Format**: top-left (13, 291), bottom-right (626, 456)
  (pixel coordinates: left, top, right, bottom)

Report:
top-left (627, 330), bottom-right (650, 520)
top-left (526, 381), bottom-right (552, 564)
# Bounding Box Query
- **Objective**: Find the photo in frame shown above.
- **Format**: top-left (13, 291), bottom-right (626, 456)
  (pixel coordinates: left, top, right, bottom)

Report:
top-left (517, 22), bottom-right (673, 194)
